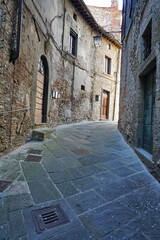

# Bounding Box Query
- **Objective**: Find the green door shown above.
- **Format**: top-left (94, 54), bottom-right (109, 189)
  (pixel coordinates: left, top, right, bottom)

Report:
top-left (143, 68), bottom-right (156, 154)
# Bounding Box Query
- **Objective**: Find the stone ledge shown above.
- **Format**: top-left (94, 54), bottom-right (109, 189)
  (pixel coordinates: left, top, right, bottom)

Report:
top-left (32, 128), bottom-right (56, 141)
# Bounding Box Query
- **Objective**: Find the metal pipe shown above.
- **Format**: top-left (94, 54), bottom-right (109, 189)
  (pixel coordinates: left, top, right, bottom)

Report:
top-left (10, 0), bottom-right (23, 62)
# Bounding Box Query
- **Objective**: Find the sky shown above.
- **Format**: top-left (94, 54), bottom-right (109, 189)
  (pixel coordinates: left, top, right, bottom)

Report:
top-left (83, 0), bottom-right (123, 10)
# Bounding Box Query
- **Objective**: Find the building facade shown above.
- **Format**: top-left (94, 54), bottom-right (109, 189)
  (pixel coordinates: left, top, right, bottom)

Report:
top-left (0, 0), bottom-right (121, 154)
top-left (119, 0), bottom-right (160, 166)
top-left (88, 0), bottom-right (122, 41)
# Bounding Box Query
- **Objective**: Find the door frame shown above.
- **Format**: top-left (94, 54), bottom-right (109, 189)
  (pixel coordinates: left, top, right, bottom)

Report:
top-left (35, 55), bottom-right (49, 124)
top-left (100, 89), bottom-right (110, 120)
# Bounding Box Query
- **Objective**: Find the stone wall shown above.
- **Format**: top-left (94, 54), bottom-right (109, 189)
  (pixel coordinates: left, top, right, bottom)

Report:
top-left (88, 0), bottom-right (122, 41)
top-left (119, 0), bottom-right (160, 166)
top-left (0, 0), bottom-right (121, 154)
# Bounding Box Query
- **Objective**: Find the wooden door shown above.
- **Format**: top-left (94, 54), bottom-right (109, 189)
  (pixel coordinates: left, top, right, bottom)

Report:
top-left (35, 71), bottom-right (44, 123)
top-left (101, 91), bottom-right (109, 119)
top-left (143, 68), bottom-right (156, 154)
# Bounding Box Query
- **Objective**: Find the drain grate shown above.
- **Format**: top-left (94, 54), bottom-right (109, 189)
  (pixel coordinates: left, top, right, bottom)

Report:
top-left (25, 154), bottom-right (42, 162)
top-left (32, 204), bottom-right (70, 234)
top-left (28, 149), bottom-right (43, 155)
top-left (0, 180), bottom-right (12, 192)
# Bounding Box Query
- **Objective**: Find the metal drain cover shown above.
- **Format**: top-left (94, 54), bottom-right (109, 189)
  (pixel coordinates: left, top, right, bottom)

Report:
top-left (32, 204), bottom-right (70, 233)
top-left (25, 154), bottom-right (42, 162)
top-left (28, 149), bottom-right (43, 155)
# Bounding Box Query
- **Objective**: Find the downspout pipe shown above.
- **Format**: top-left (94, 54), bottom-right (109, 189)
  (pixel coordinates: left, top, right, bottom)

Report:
top-left (10, 0), bottom-right (23, 62)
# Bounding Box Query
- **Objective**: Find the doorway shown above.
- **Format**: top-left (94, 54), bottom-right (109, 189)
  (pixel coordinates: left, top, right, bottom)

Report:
top-left (101, 90), bottom-right (109, 119)
top-left (35, 56), bottom-right (49, 124)
top-left (143, 68), bottom-right (156, 154)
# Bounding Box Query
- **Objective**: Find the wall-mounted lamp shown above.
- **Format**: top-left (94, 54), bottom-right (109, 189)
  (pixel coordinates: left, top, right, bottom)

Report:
top-left (93, 36), bottom-right (101, 47)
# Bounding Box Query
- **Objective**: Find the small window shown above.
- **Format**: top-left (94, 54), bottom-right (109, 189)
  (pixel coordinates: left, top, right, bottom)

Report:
top-left (108, 44), bottom-right (111, 50)
top-left (142, 20), bottom-right (152, 61)
top-left (81, 85), bottom-right (85, 91)
top-left (105, 56), bottom-right (111, 75)
top-left (69, 28), bottom-right (78, 56)
top-left (95, 95), bottom-right (99, 101)
top-left (73, 13), bottom-right (77, 21)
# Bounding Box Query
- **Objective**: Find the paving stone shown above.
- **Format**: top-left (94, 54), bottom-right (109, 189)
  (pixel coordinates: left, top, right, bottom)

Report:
top-left (77, 165), bottom-right (103, 176)
top-left (53, 150), bottom-right (74, 158)
top-left (0, 161), bottom-right (20, 172)
top-left (95, 177), bottom-right (139, 203)
top-left (71, 149), bottom-right (91, 155)
top-left (102, 160), bottom-right (127, 169)
top-left (127, 171), bottom-right (156, 188)
top-left (21, 162), bottom-right (48, 180)
top-left (0, 180), bottom-right (12, 192)
top-left (72, 176), bottom-right (100, 191)
top-left (66, 190), bottom-right (105, 214)
top-left (52, 225), bottom-right (95, 240)
top-left (127, 162), bottom-right (146, 172)
top-left (3, 171), bottom-right (21, 181)
top-left (68, 168), bottom-right (83, 179)
top-left (0, 224), bottom-right (10, 240)
top-left (27, 179), bottom-right (61, 204)
top-left (6, 193), bottom-right (33, 211)
top-left (56, 182), bottom-right (79, 197)
top-left (78, 156), bottom-right (99, 166)
top-left (94, 171), bottom-right (120, 185)
top-left (42, 153), bottom-right (65, 173)
top-left (49, 170), bottom-right (74, 184)
top-left (79, 200), bottom-right (136, 239)
top-left (9, 210), bottom-right (26, 240)
top-left (110, 166), bottom-right (137, 178)
top-left (0, 207), bottom-right (8, 225)
top-left (99, 229), bottom-right (148, 240)
top-left (117, 183), bottom-right (160, 215)
top-left (5, 181), bottom-right (30, 195)
top-left (59, 157), bottom-right (82, 169)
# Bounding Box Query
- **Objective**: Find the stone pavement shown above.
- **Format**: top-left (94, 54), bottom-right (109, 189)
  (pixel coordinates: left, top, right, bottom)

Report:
top-left (0, 121), bottom-right (160, 240)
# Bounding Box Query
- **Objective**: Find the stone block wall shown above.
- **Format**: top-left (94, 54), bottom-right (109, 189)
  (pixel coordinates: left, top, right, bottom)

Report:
top-left (119, 0), bottom-right (160, 165)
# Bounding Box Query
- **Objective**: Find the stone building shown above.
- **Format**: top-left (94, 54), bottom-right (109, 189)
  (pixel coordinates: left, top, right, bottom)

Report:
top-left (119, 0), bottom-right (160, 167)
top-left (87, 0), bottom-right (122, 41)
top-left (0, 0), bottom-right (121, 154)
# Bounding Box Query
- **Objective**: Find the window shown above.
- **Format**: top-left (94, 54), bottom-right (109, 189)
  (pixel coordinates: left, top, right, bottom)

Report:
top-left (81, 85), bottom-right (85, 91)
top-left (95, 95), bottom-right (99, 101)
top-left (73, 13), bottom-right (77, 21)
top-left (69, 29), bottom-right (78, 56)
top-left (142, 20), bottom-right (152, 61)
top-left (105, 56), bottom-right (111, 75)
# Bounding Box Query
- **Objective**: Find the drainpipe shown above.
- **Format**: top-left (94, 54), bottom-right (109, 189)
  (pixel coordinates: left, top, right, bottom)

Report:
top-left (10, 0), bottom-right (23, 62)
top-left (62, 0), bottom-right (66, 51)
top-left (113, 48), bottom-right (120, 121)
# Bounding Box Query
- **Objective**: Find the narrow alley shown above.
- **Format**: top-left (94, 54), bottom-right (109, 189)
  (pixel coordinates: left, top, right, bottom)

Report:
top-left (0, 122), bottom-right (160, 240)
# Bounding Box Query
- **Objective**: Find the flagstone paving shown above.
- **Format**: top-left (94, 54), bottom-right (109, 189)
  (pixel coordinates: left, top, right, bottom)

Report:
top-left (0, 121), bottom-right (160, 240)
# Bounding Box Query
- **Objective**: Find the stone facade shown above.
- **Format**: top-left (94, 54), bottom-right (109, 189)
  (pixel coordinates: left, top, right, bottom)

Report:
top-left (88, 0), bottom-right (122, 41)
top-left (0, 0), bottom-right (121, 154)
top-left (119, 0), bottom-right (160, 167)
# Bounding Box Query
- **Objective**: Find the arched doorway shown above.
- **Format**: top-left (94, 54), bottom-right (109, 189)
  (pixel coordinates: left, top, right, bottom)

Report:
top-left (35, 56), bottom-right (49, 123)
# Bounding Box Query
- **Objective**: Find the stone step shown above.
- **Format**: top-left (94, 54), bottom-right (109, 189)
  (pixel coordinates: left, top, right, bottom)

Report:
top-left (32, 128), bottom-right (56, 141)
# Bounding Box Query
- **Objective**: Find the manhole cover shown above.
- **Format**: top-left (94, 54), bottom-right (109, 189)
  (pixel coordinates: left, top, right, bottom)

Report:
top-left (0, 180), bottom-right (12, 192)
top-left (32, 204), bottom-right (70, 234)
top-left (28, 149), bottom-right (43, 155)
top-left (25, 155), bottom-right (42, 162)
top-left (72, 149), bottom-right (90, 155)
